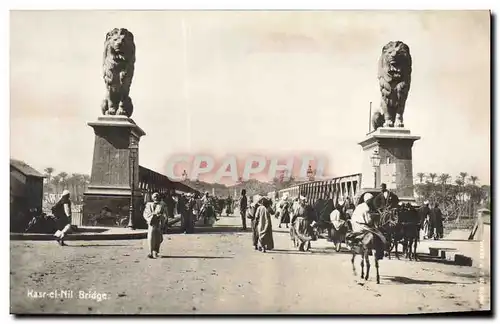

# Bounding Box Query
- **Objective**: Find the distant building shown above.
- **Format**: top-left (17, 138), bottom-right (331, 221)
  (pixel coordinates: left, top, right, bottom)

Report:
top-left (10, 159), bottom-right (45, 215)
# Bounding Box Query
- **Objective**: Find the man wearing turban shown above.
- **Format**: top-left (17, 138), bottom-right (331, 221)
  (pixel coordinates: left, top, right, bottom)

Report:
top-left (143, 192), bottom-right (167, 259)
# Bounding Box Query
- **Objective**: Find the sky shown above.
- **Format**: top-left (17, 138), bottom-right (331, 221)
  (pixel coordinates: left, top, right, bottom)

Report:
top-left (10, 10), bottom-right (491, 185)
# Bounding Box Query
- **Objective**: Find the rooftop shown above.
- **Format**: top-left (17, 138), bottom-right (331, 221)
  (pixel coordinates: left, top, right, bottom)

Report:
top-left (10, 159), bottom-right (45, 178)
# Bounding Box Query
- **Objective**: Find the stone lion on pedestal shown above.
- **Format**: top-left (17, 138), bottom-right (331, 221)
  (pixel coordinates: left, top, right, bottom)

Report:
top-left (101, 28), bottom-right (136, 118)
top-left (372, 41), bottom-right (412, 130)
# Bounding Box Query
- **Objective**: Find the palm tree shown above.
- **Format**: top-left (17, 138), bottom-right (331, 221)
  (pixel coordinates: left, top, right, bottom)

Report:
top-left (69, 173), bottom-right (83, 202)
top-left (57, 172), bottom-right (68, 190)
top-left (469, 175), bottom-right (478, 186)
top-left (416, 172), bottom-right (425, 184)
top-left (428, 173), bottom-right (437, 184)
top-left (459, 172), bottom-right (468, 184)
top-left (437, 173), bottom-right (450, 205)
top-left (44, 167), bottom-right (54, 190)
top-left (52, 175), bottom-right (61, 195)
top-left (439, 173), bottom-right (450, 185)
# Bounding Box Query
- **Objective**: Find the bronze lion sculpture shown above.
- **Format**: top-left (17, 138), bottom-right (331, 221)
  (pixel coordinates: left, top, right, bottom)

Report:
top-left (101, 28), bottom-right (136, 118)
top-left (372, 41), bottom-right (412, 130)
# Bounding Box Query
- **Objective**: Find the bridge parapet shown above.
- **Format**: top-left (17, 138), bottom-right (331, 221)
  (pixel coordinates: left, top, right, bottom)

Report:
top-left (270, 173), bottom-right (362, 204)
top-left (139, 166), bottom-right (199, 198)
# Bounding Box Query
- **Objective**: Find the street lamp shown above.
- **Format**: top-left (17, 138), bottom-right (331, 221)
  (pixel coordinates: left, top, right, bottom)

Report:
top-left (370, 148), bottom-right (381, 189)
top-left (128, 140), bottom-right (139, 229)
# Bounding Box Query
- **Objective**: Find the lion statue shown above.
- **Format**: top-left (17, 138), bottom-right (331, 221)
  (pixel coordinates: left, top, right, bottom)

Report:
top-left (372, 41), bottom-right (412, 130)
top-left (101, 28), bottom-right (136, 118)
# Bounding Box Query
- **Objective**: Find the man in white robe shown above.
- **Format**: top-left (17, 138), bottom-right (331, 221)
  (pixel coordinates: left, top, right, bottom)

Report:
top-left (350, 193), bottom-right (374, 235)
top-left (143, 192), bottom-right (167, 259)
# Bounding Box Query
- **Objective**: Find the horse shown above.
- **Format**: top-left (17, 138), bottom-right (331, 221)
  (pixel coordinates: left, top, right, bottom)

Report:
top-left (398, 203), bottom-right (420, 261)
top-left (383, 204), bottom-right (420, 261)
top-left (347, 208), bottom-right (397, 284)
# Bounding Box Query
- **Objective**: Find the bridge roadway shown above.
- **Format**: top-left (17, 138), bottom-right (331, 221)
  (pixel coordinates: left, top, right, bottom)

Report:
top-left (10, 211), bottom-right (490, 314)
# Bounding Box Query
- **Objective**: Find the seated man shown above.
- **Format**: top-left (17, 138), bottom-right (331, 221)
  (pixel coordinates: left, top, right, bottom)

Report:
top-left (346, 193), bottom-right (376, 243)
top-left (373, 183), bottom-right (400, 211)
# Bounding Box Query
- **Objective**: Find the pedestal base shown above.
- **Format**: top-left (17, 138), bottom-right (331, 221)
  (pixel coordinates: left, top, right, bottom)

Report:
top-left (83, 116), bottom-right (146, 228)
top-left (359, 127), bottom-right (420, 200)
top-left (82, 193), bottom-right (146, 229)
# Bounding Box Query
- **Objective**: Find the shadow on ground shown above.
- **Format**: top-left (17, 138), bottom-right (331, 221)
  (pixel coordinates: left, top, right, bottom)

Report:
top-left (167, 226), bottom-right (248, 235)
top-left (69, 244), bottom-right (133, 247)
top-left (160, 255), bottom-right (233, 259)
top-left (382, 275), bottom-right (458, 285)
top-left (73, 228), bottom-right (109, 233)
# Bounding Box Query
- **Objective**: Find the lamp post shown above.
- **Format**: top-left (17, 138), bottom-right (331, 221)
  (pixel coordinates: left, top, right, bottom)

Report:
top-left (370, 148), bottom-right (381, 189)
top-left (128, 140), bottom-right (139, 229)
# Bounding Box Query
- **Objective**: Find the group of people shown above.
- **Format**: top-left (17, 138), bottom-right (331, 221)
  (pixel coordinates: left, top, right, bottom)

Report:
top-left (143, 190), bottom-right (236, 259)
top-left (418, 201), bottom-right (444, 240)
top-left (42, 182), bottom-right (445, 258)
top-left (236, 183), bottom-right (446, 254)
top-left (236, 189), bottom-right (320, 253)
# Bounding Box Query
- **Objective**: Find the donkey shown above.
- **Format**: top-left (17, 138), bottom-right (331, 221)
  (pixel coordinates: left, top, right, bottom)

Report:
top-left (347, 209), bottom-right (395, 284)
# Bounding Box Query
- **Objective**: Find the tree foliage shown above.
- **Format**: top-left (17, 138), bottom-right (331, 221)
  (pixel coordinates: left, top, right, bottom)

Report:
top-left (414, 172), bottom-right (490, 220)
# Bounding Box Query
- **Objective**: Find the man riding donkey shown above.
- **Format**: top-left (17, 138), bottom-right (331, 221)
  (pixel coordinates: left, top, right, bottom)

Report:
top-left (347, 184), bottom-right (399, 255)
top-left (346, 190), bottom-right (398, 284)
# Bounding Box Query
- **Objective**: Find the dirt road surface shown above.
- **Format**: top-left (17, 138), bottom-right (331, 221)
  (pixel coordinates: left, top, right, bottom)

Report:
top-left (10, 214), bottom-right (490, 314)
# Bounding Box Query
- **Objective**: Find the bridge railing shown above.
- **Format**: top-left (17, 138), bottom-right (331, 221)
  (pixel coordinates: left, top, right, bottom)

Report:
top-left (138, 166), bottom-right (199, 199)
top-left (272, 173), bottom-right (362, 205)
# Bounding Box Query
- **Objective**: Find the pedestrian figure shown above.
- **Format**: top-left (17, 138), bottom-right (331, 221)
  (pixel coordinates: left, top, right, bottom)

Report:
top-left (225, 195), bottom-right (233, 216)
top-left (291, 196), bottom-right (315, 252)
top-left (164, 190), bottom-right (176, 233)
top-left (179, 193), bottom-right (192, 234)
top-left (246, 197), bottom-right (261, 250)
top-left (239, 189), bottom-right (248, 230)
top-left (256, 197), bottom-right (274, 252)
top-left (278, 195), bottom-right (291, 228)
top-left (432, 203), bottom-right (444, 240)
top-left (143, 192), bottom-right (167, 259)
top-left (51, 190), bottom-right (72, 246)
top-left (423, 215), bottom-right (430, 240)
top-left (418, 200), bottom-right (431, 239)
top-left (182, 193), bottom-right (196, 234)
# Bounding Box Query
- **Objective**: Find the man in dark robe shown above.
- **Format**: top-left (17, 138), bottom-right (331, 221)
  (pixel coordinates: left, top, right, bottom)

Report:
top-left (226, 195), bottom-right (233, 216)
top-left (431, 203), bottom-right (444, 240)
top-left (314, 193), bottom-right (334, 239)
top-left (373, 183), bottom-right (400, 211)
top-left (164, 191), bottom-right (177, 222)
top-left (178, 194), bottom-right (191, 234)
top-left (239, 189), bottom-right (248, 230)
top-left (256, 197), bottom-right (274, 252)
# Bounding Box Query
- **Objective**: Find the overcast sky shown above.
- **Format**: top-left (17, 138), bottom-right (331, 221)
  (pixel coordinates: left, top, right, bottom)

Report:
top-left (10, 10), bottom-right (490, 185)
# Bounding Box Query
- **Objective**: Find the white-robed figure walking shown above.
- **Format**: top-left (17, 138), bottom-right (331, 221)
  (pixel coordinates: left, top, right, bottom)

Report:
top-left (143, 192), bottom-right (167, 259)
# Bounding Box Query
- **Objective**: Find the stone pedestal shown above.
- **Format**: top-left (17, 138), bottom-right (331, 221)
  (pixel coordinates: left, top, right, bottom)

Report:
top-left (83, 116), bottom-right (146, 228)
top-left (358, 127), bottom-right (420, 201)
